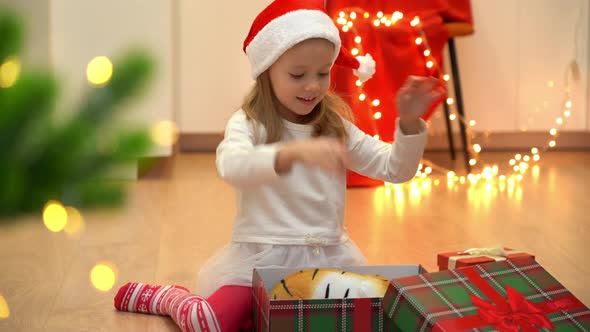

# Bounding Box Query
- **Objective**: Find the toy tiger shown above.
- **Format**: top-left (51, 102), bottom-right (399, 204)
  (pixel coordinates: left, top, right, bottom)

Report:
top-left (270, 268), bottom-right (391, 300)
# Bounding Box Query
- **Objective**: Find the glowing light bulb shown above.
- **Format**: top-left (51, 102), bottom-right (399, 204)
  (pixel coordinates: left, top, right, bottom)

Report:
top-left (372, 99), bottom-right (380, 106)
top-left (564, 110), bottom-right (571, 117)
top-left (509, 159), bottom-right (516, 166)
top-left (469, 120), bottom-right (476, 126)
top-left (411, 16), bottom-right (420, 26)
top-left (0, 293), bottom-right (9, 319)
top-left (556, 117), bottom-right (563, 125)
top-left (443, 74), bottom-right (450, 81)
top-left (565, 100), bottom-right (572, 108)
top-left (469, 159), bottom-right (477, 166)
top-left (549, 140), bottom-right (556, 147)
top-left (423, 50), bottom-right (431, 57)
top-left (43, 201), bottom-right (68, 232)
top-left (351, 48), bottom-right (359, 56)
top-left (373, 134), bottom-right (380, 140)
top-left (533, 154), bottom-right (540, 161)
top-left (373, 19), bottom-right (381, 27)
top-left (347, 21), bottom-right (353, 27)
top-left (355, 80), bottom-right (362, 87)
top-left (342, 26), bottom-right (350, 32)
top-left (547, 81), bottom-right (554, 87)
top-left (377, 11), bottom-right (384, 18)
top-left (392, 11), bottom-right (404, 21)
top-left (425, 167), bottom-right (432, 174)
top-left (350, 12), bottom-right (357, 19)
top-left (337, 17), bottom-right (347, 25)
top-left (531, 147), bottom-right (539, 154)
top-left (364, 12), bottom-right (370, 19)
top-left (0, 56), bottom-right (21, 88)
top-left (374, 112), bottom-right (382, 119)
top-left (515, 154), bottom-right (522, 161)
top-left (447, 171), bottom-right (455, 179)
top-left (473, 144), bottom-right (482, 153)
top-left (426, 61), bottom-right (434, 68)
top-left (339, 11), bottom-right (345, 18)
top-left (359, 93), bottom-right (366, 101)
top-left (415, 37), bottom-right (423, 45)
top-left (86, 56), bottom-right (113, 86)
top-left (449, 114), bottom-right (456, 121)
top-left (151, 120), bottom-right (179, 146)
top-left (90, 263), bottom-right (117, 292)
top-left (354, 36), bottom-right (362, 43)
top-left (446, 98), bottom-right (454, 105)
top-left (550, 128), bottom-right (557, 136)
top-left (523, 155), bottom-right (530, 162)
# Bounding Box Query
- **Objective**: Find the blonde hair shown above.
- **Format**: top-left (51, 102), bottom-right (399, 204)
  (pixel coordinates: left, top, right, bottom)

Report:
top-left (241, 70), bottom-right (353, 144)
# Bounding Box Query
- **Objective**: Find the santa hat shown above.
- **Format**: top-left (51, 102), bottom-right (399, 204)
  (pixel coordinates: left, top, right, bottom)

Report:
top-left (243, 0), bottom-right (376, 82)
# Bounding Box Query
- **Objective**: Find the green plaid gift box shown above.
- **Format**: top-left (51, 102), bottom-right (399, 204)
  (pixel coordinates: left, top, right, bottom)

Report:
top-left (253, 265), bottom-right (426, 332)
top-left (384, 257), bottom-right (590, 332)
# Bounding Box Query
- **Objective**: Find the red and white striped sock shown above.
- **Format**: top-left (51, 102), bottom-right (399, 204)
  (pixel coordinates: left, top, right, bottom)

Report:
top-left (114, 282), bottom-right (221, 332)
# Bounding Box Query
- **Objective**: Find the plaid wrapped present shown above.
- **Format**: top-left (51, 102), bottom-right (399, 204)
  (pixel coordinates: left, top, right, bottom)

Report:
top-left (384, 257), bottom-right (590, 331)
top-left (438, 246), bottom-right (535, 270)
top-left (253, 265), bottom-right (426, 332)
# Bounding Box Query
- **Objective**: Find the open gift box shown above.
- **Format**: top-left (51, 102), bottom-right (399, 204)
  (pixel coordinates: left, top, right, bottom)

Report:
top-left (252, 264), bottom-right (426, 332)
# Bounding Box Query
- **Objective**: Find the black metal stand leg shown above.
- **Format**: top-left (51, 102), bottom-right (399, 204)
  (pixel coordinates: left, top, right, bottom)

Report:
top-left (442, 99), bottom-right (456, 160)
top-left (447, 38), bottom-right (471, 173)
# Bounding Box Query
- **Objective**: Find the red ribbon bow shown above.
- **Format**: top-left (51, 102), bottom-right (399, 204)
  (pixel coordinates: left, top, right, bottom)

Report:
top-left (470, 285), bottom-right (554, 332)
top-left (434, 265), bottom-right (586, 332)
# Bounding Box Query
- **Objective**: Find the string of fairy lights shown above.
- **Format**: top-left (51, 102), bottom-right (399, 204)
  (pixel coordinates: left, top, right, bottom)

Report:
top-left (334, 9), bottom-right (575, 189)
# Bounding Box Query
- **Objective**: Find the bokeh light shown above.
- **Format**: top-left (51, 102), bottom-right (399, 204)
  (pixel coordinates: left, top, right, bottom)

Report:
top-left (0, 293), bottom-right (9, 319)
top-left (86, 56), bottom-right (113, 86)
top-left (151, 120), bottom-right (179, 146)
top-left (0, 56), bottom-right (21, 88)
top-left (90, 263), bottom-right (117, 292)
top-left (43, 201), bottom-right (68, 232)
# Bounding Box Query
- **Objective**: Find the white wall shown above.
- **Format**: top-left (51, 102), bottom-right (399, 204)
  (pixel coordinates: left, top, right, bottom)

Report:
top-left (179, 0), bottom-right (590, 134)
top-left (50, 0), bottom-right (174, 157)
top-left (177, 0), bottom-right (269, 133)
top-left (0, 0), bottom-right (50, 67)
top-left (448, 0), bottom-right (589, 133)
top-left (4, 0), bottom-right (589, 140)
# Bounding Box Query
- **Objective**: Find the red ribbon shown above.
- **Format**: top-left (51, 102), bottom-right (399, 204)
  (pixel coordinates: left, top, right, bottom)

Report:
top-left (434, 267), bottom-right (586, 332)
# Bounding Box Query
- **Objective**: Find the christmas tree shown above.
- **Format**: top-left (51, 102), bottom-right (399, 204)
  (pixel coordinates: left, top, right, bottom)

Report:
top-left (0, 8), bottom-right (154, 221)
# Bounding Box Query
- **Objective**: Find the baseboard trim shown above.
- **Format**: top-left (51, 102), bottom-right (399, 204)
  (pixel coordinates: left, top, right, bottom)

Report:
top-left (426, 131), bottom-right (590, 151)
top-left (178, 131), bottom-right (590, 152)
top-left (179, 133), bottom-right (224, 152)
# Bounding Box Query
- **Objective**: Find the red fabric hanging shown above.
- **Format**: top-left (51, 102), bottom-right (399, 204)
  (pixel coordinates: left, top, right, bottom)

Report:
top-left (326, 0), bottom-right (473, 187)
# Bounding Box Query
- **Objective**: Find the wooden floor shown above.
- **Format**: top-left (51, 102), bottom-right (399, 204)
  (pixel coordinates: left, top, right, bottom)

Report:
top-left (0, 151), bottom-right (589, 331)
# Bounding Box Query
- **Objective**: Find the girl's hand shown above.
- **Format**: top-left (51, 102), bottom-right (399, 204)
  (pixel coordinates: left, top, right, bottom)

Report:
top-left (275, 138), bottom-right (349, 175)
top-left (396, 76), bottom-right (446, 134)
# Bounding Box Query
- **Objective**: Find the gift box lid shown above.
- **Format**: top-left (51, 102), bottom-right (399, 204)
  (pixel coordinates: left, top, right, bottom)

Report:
top-left (437, 247), bottom-right (535, 269)
top-left (384, 257), bottom-right (590, 331)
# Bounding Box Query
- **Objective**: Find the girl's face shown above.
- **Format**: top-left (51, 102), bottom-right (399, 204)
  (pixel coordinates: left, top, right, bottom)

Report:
top-left (268, 38), bottom-right (334, 123)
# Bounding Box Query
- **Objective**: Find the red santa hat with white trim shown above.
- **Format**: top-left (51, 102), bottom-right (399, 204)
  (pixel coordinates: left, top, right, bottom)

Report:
top-left (243, 0), bottom-right (376, 82)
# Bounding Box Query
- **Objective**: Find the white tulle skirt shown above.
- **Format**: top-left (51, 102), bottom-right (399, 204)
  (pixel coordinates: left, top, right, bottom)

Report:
top-left (196, 240), bottom-right (367, 298)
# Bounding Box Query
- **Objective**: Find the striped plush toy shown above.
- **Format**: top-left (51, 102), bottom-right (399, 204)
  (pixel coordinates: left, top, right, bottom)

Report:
top-left (270, 268), bottom-right (390, 300)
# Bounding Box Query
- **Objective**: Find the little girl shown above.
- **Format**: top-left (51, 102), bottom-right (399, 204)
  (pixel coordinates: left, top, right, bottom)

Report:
top-left (114, 0), bottom-right (444, 331)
